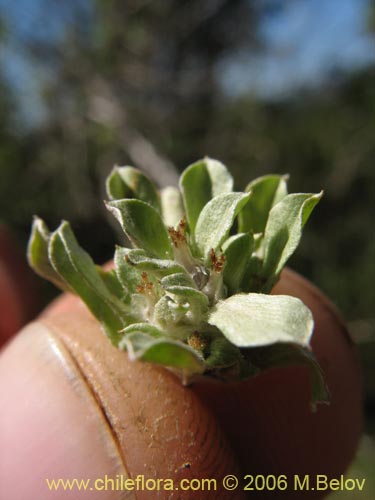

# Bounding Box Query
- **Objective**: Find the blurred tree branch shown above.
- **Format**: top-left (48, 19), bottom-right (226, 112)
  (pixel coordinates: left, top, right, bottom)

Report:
top-left (87, 77), bottom-right (179, 186)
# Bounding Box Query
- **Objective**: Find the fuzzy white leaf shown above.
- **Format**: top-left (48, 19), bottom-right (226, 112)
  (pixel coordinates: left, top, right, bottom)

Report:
top-left (195, 192), bottom-right (250, 259)
top-left (209, 293), bottom-right (314, 348)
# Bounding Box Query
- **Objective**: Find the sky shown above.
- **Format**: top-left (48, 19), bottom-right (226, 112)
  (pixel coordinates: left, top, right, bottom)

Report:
top-left (220, 0), bottom-right (375, 98)
top-left (0, 0), bottom-right (374, 123)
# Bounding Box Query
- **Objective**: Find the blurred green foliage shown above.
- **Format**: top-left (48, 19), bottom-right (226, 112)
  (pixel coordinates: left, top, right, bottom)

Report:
top-left (0, 1), bottom-right (373, 325)
top-left (206, 69), bottom-right (375, 324)
top-left (0, 4), bottom-right (373, 324)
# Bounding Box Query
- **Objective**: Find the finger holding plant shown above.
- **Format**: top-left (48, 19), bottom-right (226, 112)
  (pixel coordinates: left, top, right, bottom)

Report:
top-left (28, 157), bottom-right (327, 408)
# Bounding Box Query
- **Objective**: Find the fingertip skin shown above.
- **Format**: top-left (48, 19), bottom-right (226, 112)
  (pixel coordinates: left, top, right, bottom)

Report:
top-left (193, 268), bottom-right (363, 499)
top-left (0, 324), bottom-right (129, 500)
top-left (1, 267), bottom-right (362, 500)
top-left (0, 313), bottom-right (244, 500)
top-left (40, 310), bottom-right (245, 499)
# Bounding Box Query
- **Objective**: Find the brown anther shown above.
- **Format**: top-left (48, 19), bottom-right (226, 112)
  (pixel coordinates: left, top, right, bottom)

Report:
top-left (209, 248), bottom-right (226, 273)
top-left (137, 272), bottom-right (154, 294)
top-left (178, 217), bottom-right (187, 234)
top-left (168, 219), bottom-right (187, 247)
top-left (188, 332), bottom-right (208, 351)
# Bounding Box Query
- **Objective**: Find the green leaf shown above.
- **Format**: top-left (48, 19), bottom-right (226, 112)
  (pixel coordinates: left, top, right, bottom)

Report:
top-left (161, 273), bottom-right (209, 307)
top-left (120, 332), bottom-right (205, 379)
top-left (161, 272), bottom-right (197, 289)
top-left (238, 174), bottom-right (288, 234)
top-left (180, 158), bottom-right (233, 232)
top-left (27, 217), bottom-right (69, 291)
top-left (205, 334), bottom-right (243, 369)
top-left (114, 246), bottom-right (143, 295)
top-left (125, 249), bottom-right (186, 276)
top-left (96, 267), bottom-right (127, 301)
top-left (208, 293), bottom-right (314, 348)
top-left (186, 330), bottom-right (257, 380)
top-left (106, 166), bottom-right (161, 212)
top-left (222, 233), bottom-right (254, 293)
top-left (106, 199), bottom-right (173, 259)
top-left (154, 295), bottom-right (190, 330)
top-left (160, 186), bottom-right (184, 227)
top-left (49, 221), bottom-right (129, 344)
top-left (195, 192), bottom-right (251, 259)
top-left (261, 192), bottom-right (323, 289)
top-left (240, 255), bottom-right (267, 293)
top-left (121, 323), bottom-right (164, 337)
top-left (250, 344), bottom-right (330, 409)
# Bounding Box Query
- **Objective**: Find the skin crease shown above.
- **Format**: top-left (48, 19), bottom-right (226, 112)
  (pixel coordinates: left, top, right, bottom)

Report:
top-left (0, 325), bottom-right (129, 500)
top-left (0, 268), bottom-right (362, 499)
top-left (0, 303), bottom-right (244, 499)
